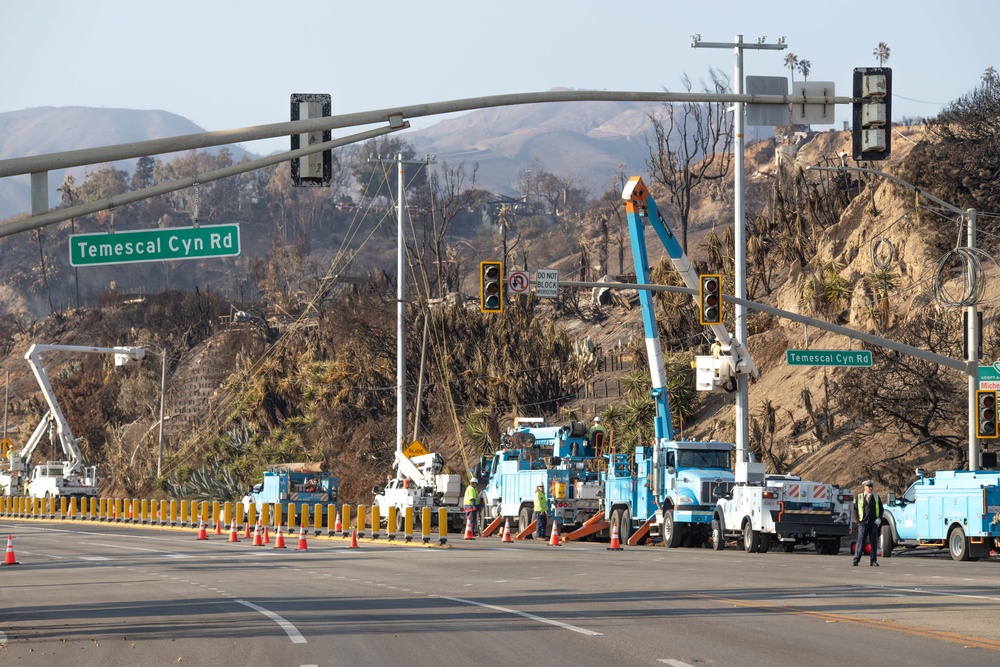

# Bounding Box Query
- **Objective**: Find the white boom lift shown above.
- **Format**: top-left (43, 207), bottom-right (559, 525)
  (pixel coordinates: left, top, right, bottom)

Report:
top-left (0, 343), bottom-right (146, 499)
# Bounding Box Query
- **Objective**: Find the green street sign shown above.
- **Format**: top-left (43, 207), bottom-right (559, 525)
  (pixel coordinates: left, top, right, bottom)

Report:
top-left (69, 224), bottom-right (240, 266)
top-left (786, 349), bottom-right (872, 367)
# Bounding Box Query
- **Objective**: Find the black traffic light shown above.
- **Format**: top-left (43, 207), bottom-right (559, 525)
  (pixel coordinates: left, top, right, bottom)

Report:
top-left (480, 261), bottom-right (503, 313)
top-left (290, 93), bottom-right (332, 187)
top-left (976, 390), bottom-right (998, 439)
top-left (699, 274), bottom-right (722, 325)
top-left (852, 68), bottom-right (892, 161)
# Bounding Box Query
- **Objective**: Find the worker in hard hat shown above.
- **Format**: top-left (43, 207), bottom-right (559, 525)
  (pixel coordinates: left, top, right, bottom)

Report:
top-left (533, 484), bottom-right (549, 540)
top-left (710, 336), bottom-right (723, 357)
top-left (464, 477), bottom-right (481, 536)
top-left (586, 416), bottom-right (608, 458)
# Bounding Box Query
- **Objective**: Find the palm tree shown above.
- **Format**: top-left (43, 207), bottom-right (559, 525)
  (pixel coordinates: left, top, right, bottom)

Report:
top-left (784, 53), bottom-right (798, 82)
top-left (873, 42), bottom-right (890, 66)
top-left (797, 59), bottom-right (811, 82)
top-left (983, 66), bottom-right (998, 90)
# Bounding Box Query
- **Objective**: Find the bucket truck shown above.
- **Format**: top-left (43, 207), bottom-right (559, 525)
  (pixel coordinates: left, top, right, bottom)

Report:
top-left (372, 449), bottom-right (465, 531)
top-left (605, 177), bottom-right (850, 551)
top-left (475, 418), bottom-right (603, 535)
top-left (0, 343), bottom-right (146, 499)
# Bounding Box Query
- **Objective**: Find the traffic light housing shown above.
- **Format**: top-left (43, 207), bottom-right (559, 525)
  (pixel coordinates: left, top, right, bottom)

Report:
top-left (852, 68), bottom-right (892, 161)
top-left (290, 93), bottom-right (333, 187)
top-left (480, 261), bottom-right (503, 313)
top-left (699, 274), bottom-right (722, 325)
top-left (976, 390), bottom-right (998, 439)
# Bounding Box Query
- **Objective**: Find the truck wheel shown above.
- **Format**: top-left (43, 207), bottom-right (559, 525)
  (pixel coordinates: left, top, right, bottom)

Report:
top-left (743, 522), bottom-right (761, 554)
top-left (518, 507), bottom-right (533, 536)
top-left (757, 532), bottom-right (771, 553)
top-left (879, 525), bottom-right (893, 558)
top-left (395, 510), bottom-right (405, 534)
top-left (710, 519), bottom-right (725, 551)
top-left (619, 509), bottom-right (633, 542)
top-left (817, 538), bottom-right (839, 555)
top-left (949, 525), bottom-right (971, 561)
top-left (662, 510), bottom-right (683, 548)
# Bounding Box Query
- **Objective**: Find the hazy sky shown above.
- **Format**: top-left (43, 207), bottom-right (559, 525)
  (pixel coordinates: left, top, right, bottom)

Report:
top-left (4, 1), bottom-right (999, 155)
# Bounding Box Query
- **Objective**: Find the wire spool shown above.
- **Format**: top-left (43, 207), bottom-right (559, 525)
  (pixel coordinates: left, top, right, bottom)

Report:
top-left (871, 236), bottom-right (895, 270)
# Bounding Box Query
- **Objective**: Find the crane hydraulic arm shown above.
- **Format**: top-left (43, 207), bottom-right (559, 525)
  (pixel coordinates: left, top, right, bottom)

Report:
top-left (22, 343), bottom-right (146, 473)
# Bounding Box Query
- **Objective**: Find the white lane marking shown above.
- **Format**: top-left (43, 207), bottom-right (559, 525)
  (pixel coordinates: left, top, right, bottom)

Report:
top-left (236, 600), bottom-right (306, 644)
top-left (875, 585), bottom-right (1000, 602)
top-left (438, 595), bottom-right (602, 637)
top-left (83, 542), bottom-right (186, 556)
top-left (79, 556), bottom-right (109, 561)
top-left (658, 660), bottom-right (696, 667)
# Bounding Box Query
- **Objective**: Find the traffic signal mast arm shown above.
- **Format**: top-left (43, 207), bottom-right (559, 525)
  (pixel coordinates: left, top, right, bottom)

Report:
top-left (22, 343), bottom-right (146, 473)
top-left (622, 177), bottom-right (759, 379)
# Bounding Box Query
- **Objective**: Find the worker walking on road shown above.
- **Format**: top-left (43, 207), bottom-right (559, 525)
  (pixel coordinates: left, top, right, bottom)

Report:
top-left (852, 479), bottom-right (882, 567)
top-left (464, 477), bottom-right (481, 536)
top-left (533, 484), bottom-right (549, 540)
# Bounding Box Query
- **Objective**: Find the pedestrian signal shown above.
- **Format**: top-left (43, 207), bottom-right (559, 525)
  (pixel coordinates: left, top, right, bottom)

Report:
top-left (699, 274), bottom-right (722, 325)
top-left (480, 261), bottom-right (503, 313)
top-left (976, 390), bottom-right (998, 439)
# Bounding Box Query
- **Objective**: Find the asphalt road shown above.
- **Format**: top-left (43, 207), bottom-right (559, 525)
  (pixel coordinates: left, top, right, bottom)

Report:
top-left (1, 520), bottom-right (998, 666)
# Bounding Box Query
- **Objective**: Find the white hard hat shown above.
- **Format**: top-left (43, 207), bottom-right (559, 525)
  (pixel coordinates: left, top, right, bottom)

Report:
top-left (593, 416), bottom-right (601, 423)
top-left (470, 477), bottom-right (478, 484)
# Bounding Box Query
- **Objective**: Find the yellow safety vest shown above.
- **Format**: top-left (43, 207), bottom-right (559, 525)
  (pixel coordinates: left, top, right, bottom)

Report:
top-left (856, 493), bottom-right (882, 521)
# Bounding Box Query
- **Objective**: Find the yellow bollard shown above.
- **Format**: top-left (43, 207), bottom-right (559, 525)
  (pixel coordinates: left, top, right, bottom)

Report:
top-left (90, 496), bottom-right (98, 520)
top-left (421, 507), bottom-right (431, 544)
top-left (356, 504), bottom-right (366, 539)
top-left (313, 503), bottom-right (322, 536)
top-left (199, 501), bottom-right (209, 526)
top-left (285, 503), bottom-right (295, 529)
top-left (300, 503), bottom-right (311, 532)
top-left (179, 500), bottom-right (188, 526)
top-left (438, 507), bottom-right (448, 545)
top-left (371, 505), bottom-right (380, 540)
top-left (189, 501), bottom-right (198, 527)
top-left (259, 503), bottom-right (269, 530)
top-left (140, 499), bottom-right (149, 524)
top-left (271, 503), bottom-right (281, 529)
top-left (170, 500), bottom-right (178, 526)
top-left (114, 498), bottom-right (123, 522)
top-left (387, 506), bottom-right (397, 541)
top-left (326, 503), bottom-right (336, 536)
top-left (341, 504), bottom-right (351, 538)
top-left (222, 501), bottom-right (232, 528)
top-left (404, 506), bottom-right (414, 543)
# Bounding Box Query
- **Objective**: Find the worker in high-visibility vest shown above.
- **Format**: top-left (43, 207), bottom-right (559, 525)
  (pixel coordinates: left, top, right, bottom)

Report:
top-left (533, 484), bottom-right (549, 540)
top-left (852, 480), bottom-right (883, 567)
top-left (464, 478), bottom-right (481, 536)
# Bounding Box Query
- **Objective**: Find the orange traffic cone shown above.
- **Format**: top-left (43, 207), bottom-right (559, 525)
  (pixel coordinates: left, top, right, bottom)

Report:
top-left (349, 527), bottom-right (360, 549)
top-left (549, 521), bottom-right (561, 546)
top-left (2, 535), bottom-right (19, 565)
top-left (334, 511), bottom-right (343, 535)
top-left (501, 518), bottom-right (513, 543)
top-left (464, 514), bottom-right (475, 540)
top-left (196, 517), bottom-right (209, 540)
top-left (244, 521), bottom-right (252, 539)
top-left (215, 518), bottom-right (223, 535)
top-left (252, 522), bottom-right (264, 547)
top-left (228, 518), bottom-right (240, 543)
top-left (263, 525), bottom-right (271, 544)
top-left (607, 519), bottom-right (623, 550)
top-left (274, 524), bottom-right (287, 549)
top-left (296, 525), bottom-right (309, 551)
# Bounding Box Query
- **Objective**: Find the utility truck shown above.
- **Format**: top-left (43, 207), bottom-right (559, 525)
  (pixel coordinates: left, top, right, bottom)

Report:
top-left (879, 468), bottom-right (1000, 561)
top-left (372, 448), bottom-right (464, 531)
top-left (0, 343), bottom-right (146, 499)
top-left (243, 462), bottom-right (339, 524)
top-left (476, 418), bottom-right (603, 535)
top-left (604, 177), bottom-right (848, 551)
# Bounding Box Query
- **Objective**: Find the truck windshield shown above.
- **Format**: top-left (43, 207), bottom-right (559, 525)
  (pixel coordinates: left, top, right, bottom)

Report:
top-left (678, 450), bottom-right (731, 470)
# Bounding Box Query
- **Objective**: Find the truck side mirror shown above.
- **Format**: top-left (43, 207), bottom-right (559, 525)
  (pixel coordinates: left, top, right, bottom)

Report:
top-left (886, 492), bottom-right (895, 503)
top-left (666, 466), bottom-right (676, 476)
top-left (372, 485), bottom-right (381, 496)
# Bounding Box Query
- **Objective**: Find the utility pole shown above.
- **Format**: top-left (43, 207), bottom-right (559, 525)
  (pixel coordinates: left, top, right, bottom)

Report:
top-left (693, 34), bottom-right (787, 466)
top-left (370, 153), bottom-right (434, 452)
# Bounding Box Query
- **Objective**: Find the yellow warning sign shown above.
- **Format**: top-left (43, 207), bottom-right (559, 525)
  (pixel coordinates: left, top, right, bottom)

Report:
top-left (0, 437), bottom-right (14, 457)
top-left (402, 440), bottom-right (428, 458)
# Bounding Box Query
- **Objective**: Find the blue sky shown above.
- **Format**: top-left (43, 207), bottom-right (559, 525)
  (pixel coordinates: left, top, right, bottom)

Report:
top-left (3, 0), bottom-right (998, 155)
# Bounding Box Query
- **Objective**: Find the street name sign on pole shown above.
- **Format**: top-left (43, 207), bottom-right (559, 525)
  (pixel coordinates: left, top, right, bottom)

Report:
top-left (69, 224), bottom-right (241, 266)
top-left (535, 269), bottom-right (558, 299)
top-left (786, 349), bottom-right (872, 367)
